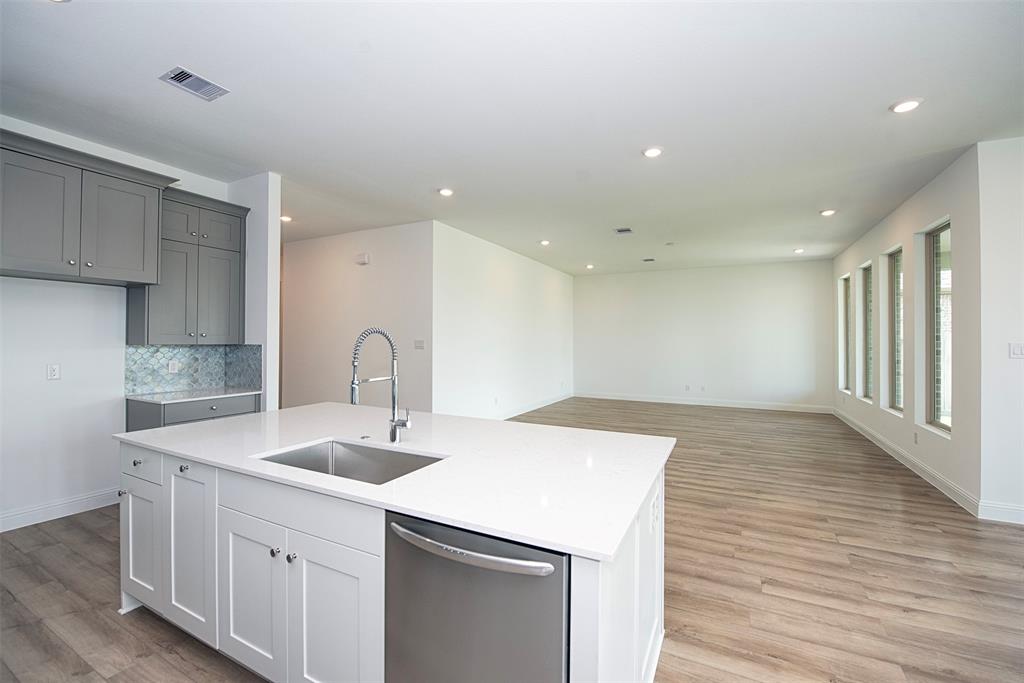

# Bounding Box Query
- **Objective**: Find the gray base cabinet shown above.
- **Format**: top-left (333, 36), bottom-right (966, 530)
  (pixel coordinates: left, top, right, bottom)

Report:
top-left (126, 394), bottom-right (260, 432)
top-left (1, 131), bottom-right (175, 285)
top-left (128, 189), bottom-right (248, 346)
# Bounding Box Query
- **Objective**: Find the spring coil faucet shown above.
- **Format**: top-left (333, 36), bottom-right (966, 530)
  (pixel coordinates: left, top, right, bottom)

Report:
top-left (350, 327), bottom-right (411, 443)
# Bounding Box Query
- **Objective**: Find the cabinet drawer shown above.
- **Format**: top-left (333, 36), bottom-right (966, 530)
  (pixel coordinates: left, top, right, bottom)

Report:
top-left (164, 394), bottom-right (257, 425)
top-left (121, 444), bottom-right (163, 484)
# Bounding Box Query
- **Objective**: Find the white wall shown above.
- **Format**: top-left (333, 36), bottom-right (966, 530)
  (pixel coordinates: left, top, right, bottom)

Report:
top-left (977, 138), bottom-right (1024, 521)
top-left (229, 172), bottom-right (282, 410)
top-left (281, 222), bottom-right (434, 411)
top-left (432, 222), bottom-right (574, 419)
top-left (573, 261), bottom-right (834, 412)
top-left (832, 146), bottom-right (984, 512)
top-left (0, 279), bottom-right (126, 530)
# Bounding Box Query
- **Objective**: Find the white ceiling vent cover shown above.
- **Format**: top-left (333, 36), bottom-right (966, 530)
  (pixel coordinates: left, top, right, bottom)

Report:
top-left (158, 66), bottom-right (229, 101)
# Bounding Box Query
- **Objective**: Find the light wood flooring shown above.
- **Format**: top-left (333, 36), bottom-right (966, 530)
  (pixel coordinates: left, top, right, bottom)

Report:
top-left (1, 398), bottom-right (1021, 682)
top-left (514, 398), bottom-right (1024, 683)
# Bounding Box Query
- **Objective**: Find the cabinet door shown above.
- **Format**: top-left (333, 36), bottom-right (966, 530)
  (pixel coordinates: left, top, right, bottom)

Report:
top-left (147, 240), bottom-right (199, 344)
top-left (197, 246), bottom-right (241, 344)
top-left (162, 199), bottom-right (200, 245)
top-left (80, 171), bottom-right (160, 283)
top-left (0, 149), bottom-right (82, 276)
top-left (119, 474), bottom-right (163, 607)
top-left (199, 208), bottom-right (242, 252)
top-left (164, 457), bottom-right (218, 647)
top-left (287, 530), bottom-right (383, 683)
top-left (218, 507), bottom-right (288, 682)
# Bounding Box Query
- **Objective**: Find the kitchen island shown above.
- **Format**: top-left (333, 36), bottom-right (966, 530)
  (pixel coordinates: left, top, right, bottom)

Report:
top-left (113, 402), bottom-right (674, 682)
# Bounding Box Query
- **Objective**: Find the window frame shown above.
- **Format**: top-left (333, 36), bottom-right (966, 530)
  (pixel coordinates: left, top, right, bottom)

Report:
top-left (926, 223), bottom-right (952, 431)
top-left (861, 262), bottom-right (873, 400)
top-left (888, 249), bottom-right (904, 412)
top-left (839, 275), bottom-right (853, 392)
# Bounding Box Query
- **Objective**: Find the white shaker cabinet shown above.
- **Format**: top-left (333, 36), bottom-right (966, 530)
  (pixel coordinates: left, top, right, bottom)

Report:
top-left (218, 507), bottom-right (289, 682)
top-left (163, 456), bottom-right (218, 647)
top-left (287, 529), bottom-right (383, 683)
top-left (119, 473), bottom-right (164, 607)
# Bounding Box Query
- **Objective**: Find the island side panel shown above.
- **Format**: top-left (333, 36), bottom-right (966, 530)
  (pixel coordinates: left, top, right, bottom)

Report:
top-left (568, 469), bottom-right (665, 683)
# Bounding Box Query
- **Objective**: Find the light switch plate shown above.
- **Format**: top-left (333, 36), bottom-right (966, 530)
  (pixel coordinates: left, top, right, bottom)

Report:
top-left (1010, 342), bottom-right (1024, 360)
top-left (414, 339), bottom-right (425, 350)
top-left (168, 359), bottom-right (181, 374)
top-left (46, 364), bottom-right (61, 380)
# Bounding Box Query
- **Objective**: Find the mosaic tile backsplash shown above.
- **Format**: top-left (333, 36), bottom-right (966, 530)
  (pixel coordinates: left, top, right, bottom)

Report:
top-left (125, 345), bottom-right (262, 395)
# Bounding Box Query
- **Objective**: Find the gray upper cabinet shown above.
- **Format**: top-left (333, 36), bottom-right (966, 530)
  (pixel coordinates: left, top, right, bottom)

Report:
top-left (146, 240), bottom-right (199, 344)
top-left (199, 209), bottom-right (242, 251)
top-left (0, 130), bottom-right (176, 285)
top-left (128, 189), bottom-right (249, 346)
top-left (80, 171), bottom-right (160, 284)
top-left (197, 246), bottom-right (241, 344)
top-left (162, 199), bottom-right (201, 244)
top-left (0, 149), bottom-right (82, 277)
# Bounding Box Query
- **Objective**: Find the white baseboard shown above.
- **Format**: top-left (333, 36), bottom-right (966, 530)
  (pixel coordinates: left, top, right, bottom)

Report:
top-left (832, 409), bottom-right (981, 516)
top-left (574, 391), bottom-right (833, 414)
top-left (978, 500), bottom-right (1024, 524)
top-left (502, 392), bottom-right (574, 420)
top-left (1, 487), bottom-right (119, 533)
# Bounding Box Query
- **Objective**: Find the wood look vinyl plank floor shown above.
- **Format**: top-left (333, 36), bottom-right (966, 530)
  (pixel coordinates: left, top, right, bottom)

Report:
top-left (0, 397), bottom-right (1020, 682)
top-left (512, 398), bottom-right (1024, 683)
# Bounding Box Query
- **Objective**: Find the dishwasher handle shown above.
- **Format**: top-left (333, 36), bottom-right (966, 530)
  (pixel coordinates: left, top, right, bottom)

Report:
top-left (389, 522), bottom-right (555, 577)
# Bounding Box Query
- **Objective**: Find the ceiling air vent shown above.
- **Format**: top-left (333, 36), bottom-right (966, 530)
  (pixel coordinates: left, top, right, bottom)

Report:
top-left (159, 66), bottom-right (230, 101)
top-left (614, 227), bottom-right (633, 235)
top-left (642, 258), bottom-right (656, 263)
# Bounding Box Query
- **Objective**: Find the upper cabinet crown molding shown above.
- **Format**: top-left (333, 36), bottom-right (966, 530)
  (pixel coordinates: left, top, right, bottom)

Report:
top-left (164, 188), bottom-right (251, 219)
top-left (0, 130), bottom-right (179, 189)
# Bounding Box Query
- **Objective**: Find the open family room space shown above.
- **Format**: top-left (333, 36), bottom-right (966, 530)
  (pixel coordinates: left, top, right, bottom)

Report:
top-left (0, 2), bottom-right (1022, 682)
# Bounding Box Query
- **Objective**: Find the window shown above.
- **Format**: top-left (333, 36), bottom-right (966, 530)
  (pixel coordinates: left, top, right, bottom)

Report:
top-left (840, 276), bottom-right (853, 391)
top-left (862, 264), bottom-right (873, 399)
top-left (889, 249), bottom-right (904, 411)
top-left (927, 224), bottom-right (952, 429)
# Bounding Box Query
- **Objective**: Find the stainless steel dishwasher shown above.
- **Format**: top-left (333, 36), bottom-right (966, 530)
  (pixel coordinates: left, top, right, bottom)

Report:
top-left (385, 512), bottom-right (568, 683)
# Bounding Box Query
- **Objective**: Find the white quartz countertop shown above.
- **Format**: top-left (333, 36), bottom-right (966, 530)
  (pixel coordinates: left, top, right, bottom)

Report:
top-left (125, 387), bottom-right (262, 404)
top-left (113, 402), bottom-right (675, 560)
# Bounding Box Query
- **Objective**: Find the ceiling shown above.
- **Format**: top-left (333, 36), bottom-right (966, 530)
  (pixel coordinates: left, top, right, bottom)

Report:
top-left (2, 1), bottom-right (1021, 275)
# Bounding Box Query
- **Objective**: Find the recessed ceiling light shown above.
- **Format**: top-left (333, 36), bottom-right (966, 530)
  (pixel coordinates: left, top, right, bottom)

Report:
top-left (539, 240), bottom-right (550, 246)
top-left (438, 188), bottom-right (454, 197)
top-left (889, 99), bottom-right (922, 114)
top-left (280, 216), bottom-right (292, 223)
top-left (794, 248), bottom-right (805, 254)
top-left (586, 264), bottom-right (595, 270)
top-left (819, 209), bottom-right (836, 217)
top-left (642, 147), bottom-right (663, 158)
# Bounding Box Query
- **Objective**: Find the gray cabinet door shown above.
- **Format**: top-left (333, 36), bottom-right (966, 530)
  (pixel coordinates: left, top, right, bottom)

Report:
top-left (81, 171), bottom-right (160, 283)
top-left (162, 199), bottom-right (200, 245)
top-left (197, 246), bottom-right (241, 344)
top-left (148, 240), bottom-right (198, 345)
top-left (0, 149), bottom-right (82, 276)
top-left (198, 209), bottom-right (242, 252)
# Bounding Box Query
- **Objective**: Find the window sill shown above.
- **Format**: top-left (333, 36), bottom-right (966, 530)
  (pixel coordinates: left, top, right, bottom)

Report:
top-left (882, 407), bottom-right (904, 419)
top-left (919, 422), bottom-right (952, 441)
top-left (858, 396), bottom-right (873, 405)
top-left (839, 389), bottom-right (852, 396)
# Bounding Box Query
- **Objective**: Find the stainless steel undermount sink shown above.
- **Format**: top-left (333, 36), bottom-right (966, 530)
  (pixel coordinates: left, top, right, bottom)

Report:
top-left (260, 440), bottom-right (440, 485)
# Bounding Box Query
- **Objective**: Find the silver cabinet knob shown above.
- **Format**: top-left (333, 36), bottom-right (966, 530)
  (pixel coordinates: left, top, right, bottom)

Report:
top-left (132, 459), bottom-right (143, 467)
top-left (270, 547), bottom-right (280, 558)
top-left (210, 405), bottom-right (217, 411)
top-left (68, 259), bottom-right (76, 265)
top-left (85, 262), bottom-right (94, 268)
top-left (286, 553), bottom-right (298, 563)
top-left (179, 464), bottom-right (190, 473)
top-left (188, 332), bottom-right (196, 337)
top-left (200, 332), bottom-right (207, 338)
top-left (117, 489), bottom-right (127, 497)
top-left (201, 234), bottom-right (208, 239)
top-left (190, 232), bottom-right (198, 236)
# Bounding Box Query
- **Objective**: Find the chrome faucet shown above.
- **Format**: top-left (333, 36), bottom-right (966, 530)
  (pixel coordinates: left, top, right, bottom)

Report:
top-left (350, 327), bottom-right (411, 443)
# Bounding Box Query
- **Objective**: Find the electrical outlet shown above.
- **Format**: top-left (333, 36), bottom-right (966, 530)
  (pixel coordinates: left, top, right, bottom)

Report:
top-left (685, 384), bottom-right (690, 391)
top-left (1010, 342), bottom-right (1024, 359)
top-left (914, 431), bottom-right (919, 445)
top-left (168, 360), bottom-right (181, 374)
top-left (701, 385), bottom-right (706, 392)
top-left (46, 364), bottom-right (61, 380)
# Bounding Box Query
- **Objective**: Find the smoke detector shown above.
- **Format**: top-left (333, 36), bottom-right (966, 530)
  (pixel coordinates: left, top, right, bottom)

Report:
top-left (159, 66), bottom-right (230, 101)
